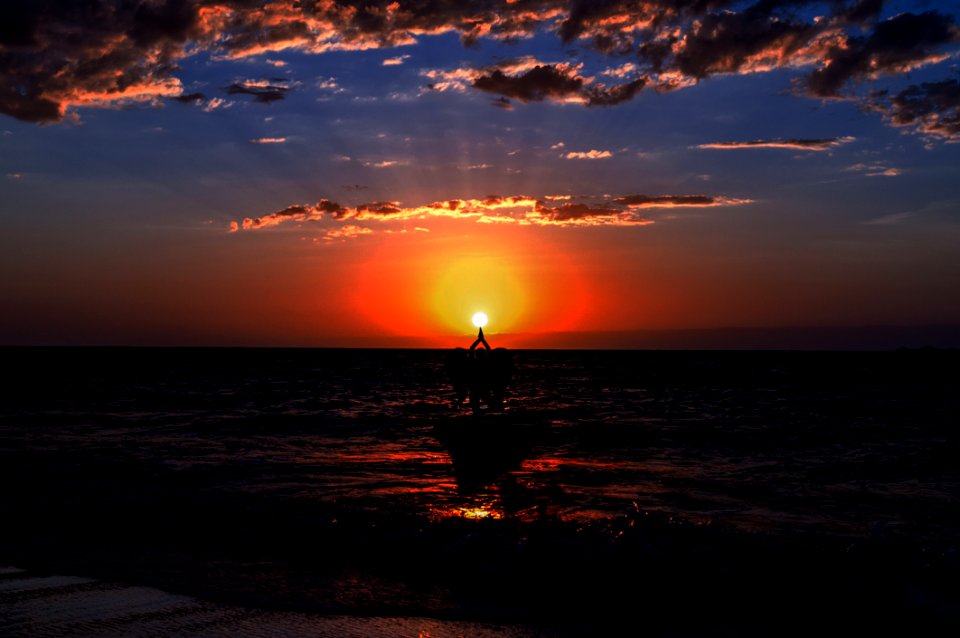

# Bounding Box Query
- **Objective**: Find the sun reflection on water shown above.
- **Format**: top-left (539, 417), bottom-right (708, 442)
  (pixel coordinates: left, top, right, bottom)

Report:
top-left (429, 497), bottom-right (504, 521)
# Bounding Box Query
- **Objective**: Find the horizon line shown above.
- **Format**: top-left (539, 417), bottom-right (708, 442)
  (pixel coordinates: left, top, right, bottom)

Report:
top-left (3, 324), bottom-right (959, 350)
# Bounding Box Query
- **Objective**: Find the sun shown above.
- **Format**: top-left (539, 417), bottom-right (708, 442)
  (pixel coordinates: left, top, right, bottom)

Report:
top-left (472, 312), bottom-right (488, 328)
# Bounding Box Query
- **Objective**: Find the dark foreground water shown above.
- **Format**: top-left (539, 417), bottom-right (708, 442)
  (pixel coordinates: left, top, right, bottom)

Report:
top-left (1, 347), bottom-right (958, 636)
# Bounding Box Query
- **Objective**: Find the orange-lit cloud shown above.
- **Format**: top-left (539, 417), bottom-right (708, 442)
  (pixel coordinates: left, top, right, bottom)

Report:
top-left (564, 149), bottom-right (613, 159)
top-left (230, 192), bottom-right (751, 235)
top-left (323, 224), bottom-right (373, 241)
top-left (383, 55), bottom-right (411, 66)
top-left (203, 97), bottom-right (229, 112)
top-left (234, 199), bottom-right (346, 231)
top-left (249, 137), bottom-right (287, 144)
top-left (697, 137), bottom-right (856, 151)
top-left (844, 162), bottom-right (901, 177)
top-left (1, 0), bottom-right (957, 141)
top-left (603, 62), bottom-right (639, 78)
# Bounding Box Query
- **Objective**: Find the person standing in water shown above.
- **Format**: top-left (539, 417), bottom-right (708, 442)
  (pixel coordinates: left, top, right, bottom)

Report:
top-left (446, 321), bottom-right (512, 414)
top-left (468, 326), bottom-right (492, 412)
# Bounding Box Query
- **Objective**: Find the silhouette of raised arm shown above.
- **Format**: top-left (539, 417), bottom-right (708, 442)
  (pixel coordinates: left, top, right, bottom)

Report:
top-left (469, 326), bottom-right (490, 351)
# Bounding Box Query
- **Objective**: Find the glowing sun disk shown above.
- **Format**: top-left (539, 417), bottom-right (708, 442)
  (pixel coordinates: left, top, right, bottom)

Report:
top-left (472, 312), bottom-right (488, 328)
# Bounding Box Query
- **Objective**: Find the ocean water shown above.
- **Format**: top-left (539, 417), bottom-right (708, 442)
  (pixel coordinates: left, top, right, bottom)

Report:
top-left (1, 347), bottom-right (958, 635)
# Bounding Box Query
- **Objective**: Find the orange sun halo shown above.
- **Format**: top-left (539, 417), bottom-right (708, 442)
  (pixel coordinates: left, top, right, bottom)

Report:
top-left (351, 229), bottom-right (589, 345)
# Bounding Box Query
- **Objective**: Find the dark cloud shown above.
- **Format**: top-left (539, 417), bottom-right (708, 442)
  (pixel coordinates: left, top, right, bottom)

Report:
top-left (534, 201), bottom-right (623, 221)
top-left (490, 96), bottom-right (513, 110)
top-left (586, 77), bottom-right (646, 106)
top-left (0, 0), bottom-right (199, 122)
top-left (671, 9), bottom-right (818, 80)
top-left (316, 198), bottom-right (349, 218)
top-left (356, 201), bottom-right (403, 216)
top-left (172, 92), bottom-right (206, 104)
top-left (614, 195), bottom-right (717, 207)
top-left (1, 0), bottom-right (958, 143)
top-left (473, 64), bottom-right (585, 103)
top-left (869, 79), bottom-right (960, 139)
top-left (833, 0), bottom-right (885, 25)
top-left (807, 11), bottom-right (960, 98)
top-left (225, 81), bottom-right (292, 103)
top-left (469, 62), bottom-right (647, 106)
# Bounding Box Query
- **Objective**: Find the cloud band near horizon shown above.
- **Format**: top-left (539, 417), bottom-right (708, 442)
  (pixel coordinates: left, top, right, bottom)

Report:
top-left (229, 193), bottom-right (753, 236)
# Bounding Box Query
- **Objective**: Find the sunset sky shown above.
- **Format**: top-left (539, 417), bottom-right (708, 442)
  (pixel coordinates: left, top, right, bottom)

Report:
top-left (2, 0), bottom-right (960, 347)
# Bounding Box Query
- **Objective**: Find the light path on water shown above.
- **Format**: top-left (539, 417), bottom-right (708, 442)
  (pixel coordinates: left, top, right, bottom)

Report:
top-left (0, 567), bottom-right (553, 638)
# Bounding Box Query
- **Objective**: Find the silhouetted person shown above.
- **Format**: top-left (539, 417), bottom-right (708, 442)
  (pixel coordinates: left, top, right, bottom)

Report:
top-left (446, 327), bottom-right (512, 414)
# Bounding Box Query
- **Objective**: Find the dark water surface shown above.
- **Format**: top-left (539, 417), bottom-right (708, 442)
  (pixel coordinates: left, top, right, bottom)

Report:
top-left (1, 348), bottom-right (958, 635)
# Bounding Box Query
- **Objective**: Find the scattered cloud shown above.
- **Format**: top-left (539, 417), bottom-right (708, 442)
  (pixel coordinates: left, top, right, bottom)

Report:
top-left (316, 77), bottom-right (343, 93)
top-left (603, 62), bottom-right (639, 79)
top-left (383, 55), bottom-right (411, 66)
top-left (845, 162), bottom-right (901, 177)
top-left (323, 225), bottom-right (372, 241)
top-left (697, 136), bottom-right (856, 151)
top-left (249, 137), bottom-right (287, 144)
top-left (565, 149), bottom-right (613, 159)
top-left (864, 211), bottom-right (915, 226)
top-left (362, 160), bottom-right (405, 168)
top-left (225, 79), bottom-right (295, 103)
top-left (266, 59), bottom-right (287, 68)
top-left (613, 195), bottom-right (752, 208)
top-left (550, 142), bottom-right (565, 149)
top-left (203, 97), bottom-right (229, 112)
top-left (230, 191), bottom-right (751, 235)
top-left (6, 173), bottom-right (23, 180)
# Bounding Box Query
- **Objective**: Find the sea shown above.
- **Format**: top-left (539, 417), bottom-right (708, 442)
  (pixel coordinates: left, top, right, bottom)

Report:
top-left (1, 347), bottom-right (958, 636)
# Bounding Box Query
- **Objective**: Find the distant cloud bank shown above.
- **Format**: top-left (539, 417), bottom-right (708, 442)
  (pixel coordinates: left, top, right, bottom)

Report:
top-left (229, 191), bottom-right (752, 239)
